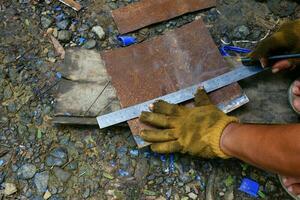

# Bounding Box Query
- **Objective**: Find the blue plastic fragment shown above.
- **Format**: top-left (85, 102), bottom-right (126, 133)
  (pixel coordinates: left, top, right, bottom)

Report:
top-left (72, 19), bottom-right (79, 25)
top-left (118, 169), bottom-right (129, 176)
top-left (56, 72), bottom-right (62, 79)
top-left (160, 154), bottom-right (166, 162)
top-left (117, 35), bottom-right (137, 46)
top-left (220, 45), bottom-right (251, 57)
top-left (129, 149), bottom-right (139, 157)
top-left (78, 37), bottom-right (86, 45)
top-left (0, 160), bottom-right (5, 166)
top-left (239, 178), bottom-right (259, 197)
top-left (196, 175), bottom-right (205, 190)
top-left (54, 5), bottom-right (62, 11)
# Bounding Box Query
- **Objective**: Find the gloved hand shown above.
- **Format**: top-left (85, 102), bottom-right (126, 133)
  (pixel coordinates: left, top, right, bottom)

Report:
top-left (139, 89), bottom-right (238, 158)
top-left (248, 19), bottom-right (300, 72)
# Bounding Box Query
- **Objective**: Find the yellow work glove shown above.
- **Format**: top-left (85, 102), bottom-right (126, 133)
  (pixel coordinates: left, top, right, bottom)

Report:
top-left (248, 19), bottom-right (300, 71)
top-left (139, 89), bottom-right (238, 159)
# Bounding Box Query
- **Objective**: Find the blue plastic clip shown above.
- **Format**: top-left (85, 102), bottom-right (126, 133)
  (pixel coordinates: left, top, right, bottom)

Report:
top-left (238, 178), bottom-right (259, 197)
top-left (117, 35), bottom-right (137, 46)
top-left (220, 45), bottom-right (251, 57)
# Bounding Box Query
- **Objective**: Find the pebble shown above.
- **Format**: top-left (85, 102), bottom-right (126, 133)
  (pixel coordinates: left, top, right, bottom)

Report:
top-left (46, 147), bottom-right (68, 167)
top-left (233, 25), bottom-right (250, 39)
top-left (83, 39), bottom-right (96, 49)
top-left (188, 192), bottom-right (198, 200)
top-left (267, 0), bottom-right (297, 17)
top-left (43, 190), bottom-right (52, 199)
top-left (3, 86), bottom-right (12, 99)
top-left (17, 163), bottom-right (37, 179)
top-left (4, 182), bottom-right (17, 196)
top-left (41, 16), bottom-right (53, 29)
top-left (56, 19), bottom-right (70, 30)
top-left (57, 30), bottom-right (72, 42)
top-left (53, 167), bottom-right (71, 183)
top-left (82, 187), bottom-right (90, 198)
top-left (92, 26), bottom-right (105, 40)
top-left (34, 171), bottom-right (49, 194)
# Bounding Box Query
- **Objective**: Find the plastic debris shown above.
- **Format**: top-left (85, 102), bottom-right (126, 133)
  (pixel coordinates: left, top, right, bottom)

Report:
top-left (78, 37), bottom-right (86, 45)
top-left (166, 188), bottom-right (172, 199)
top-left (129, 149), bottom-right (139, 157)
top-left (55, 13), bottom-right (65, 22)
top-left (56, 72), bottom-right (62, 79)
top-left (54, 5), bottom-right (62, 11)
top-left (220, 45), bottom-right (251, 56)
top-left (0, 159), bottom-right (5, 166)
top-left (258, 190), bottom-right (266, 198)
top-left (238, 178), bottom-right (259, 197)
top-left (117, 35), bottom-right (137, 46)
top-left (118, 169), bottom-right (129, 176)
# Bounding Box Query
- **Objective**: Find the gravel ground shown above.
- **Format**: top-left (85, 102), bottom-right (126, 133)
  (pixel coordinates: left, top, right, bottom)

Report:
top-left (0, 0), bottom-right (299, 199)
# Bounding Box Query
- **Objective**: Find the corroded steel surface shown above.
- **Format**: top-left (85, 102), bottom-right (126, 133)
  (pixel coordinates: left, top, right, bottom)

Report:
top-left (112, 0), bottom-right (216, 34)
top-left (102, 19), bottom-right (244, 147)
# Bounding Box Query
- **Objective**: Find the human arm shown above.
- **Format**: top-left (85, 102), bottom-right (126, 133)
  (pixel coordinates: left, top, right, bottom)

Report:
top-left (222, 123), bottom-right (300, 177)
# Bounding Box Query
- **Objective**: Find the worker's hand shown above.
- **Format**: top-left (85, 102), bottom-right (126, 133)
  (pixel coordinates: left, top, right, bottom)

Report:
top-left (139, 89), bottom-right (238, 158)
top-left (248, 19), bottom-right (300, 73)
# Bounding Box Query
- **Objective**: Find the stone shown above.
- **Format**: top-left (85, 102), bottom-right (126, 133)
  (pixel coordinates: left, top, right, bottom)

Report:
top-left (43, 190), bottom-right (52, 199)
top-left (188, 192), bottom-right (197, 200)
top-left (92, 26), bottom-right (105, 40)
top-left (3, 86), bottom-right (12, 99)
top-left (4, 182), bottom-right (17, 196)
top-left (267, 0), bottom-right (297, 17)
top-left (82, 187), bottom-right (90, 198)
top-left (46, 147), bottom-right (68, 167)
top-left (56, 19), bottom-right (70, 30)
top-left (34, 171), bottom-right (49, 194)
top-left (57, 30), bottom-right (72, 42)
top-left (53, 167), bottom-right (71, 183)
top-left (17, 163), bottom-right (37, 179)
top-left (233, 25), bottom-right (250, 39)
top-left (83, 39), bottom-right (96, 49)
top-left (41, 16), bottom-right (53, 29)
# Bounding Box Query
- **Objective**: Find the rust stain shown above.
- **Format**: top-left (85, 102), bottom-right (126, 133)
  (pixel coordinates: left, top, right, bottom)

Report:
top-left (112, 0), bottom-right (216, 34)
top-left (102, 19), bottom-right (243, 147)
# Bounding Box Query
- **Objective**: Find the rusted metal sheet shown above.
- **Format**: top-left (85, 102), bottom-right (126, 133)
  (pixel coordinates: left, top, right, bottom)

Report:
top-left (112, 0), bottom-right (216, 34)
top-left (101, 19), bottom-right (246, 147)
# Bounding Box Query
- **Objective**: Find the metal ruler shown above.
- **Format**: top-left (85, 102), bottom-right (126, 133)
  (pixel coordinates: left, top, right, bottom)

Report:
top-left (97, 65), bottom-right (264, 129)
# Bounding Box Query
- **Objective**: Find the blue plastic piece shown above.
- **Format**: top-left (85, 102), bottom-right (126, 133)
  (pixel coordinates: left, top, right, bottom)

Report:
top-left (54, 5), bottom-right (62, 11)
top-left (220, 45), bottom-right (251, 57)
top-left (117, 35), bottom-right (137, 46)
top-left (239, 178), bottom-right (259, 197)
top-left (118, 169), bottom-right (129, 176)
top-left (78, 37), bottom-right (86, 45)
top-left (56, 72), bottom-right (62, 79)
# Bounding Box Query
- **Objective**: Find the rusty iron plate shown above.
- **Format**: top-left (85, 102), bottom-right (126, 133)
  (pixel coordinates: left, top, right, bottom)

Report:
top-left (112, 0), bottom-right (216, 34)
top-left (102, 19), bottom-right (244, 147)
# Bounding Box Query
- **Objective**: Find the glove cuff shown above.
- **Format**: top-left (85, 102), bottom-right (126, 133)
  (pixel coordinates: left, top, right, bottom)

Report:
top-left (210, 116), bottom-right (239, 159)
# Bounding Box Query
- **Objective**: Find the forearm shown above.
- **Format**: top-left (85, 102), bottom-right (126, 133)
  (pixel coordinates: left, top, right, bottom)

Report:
top-left (221, 123), bottom-right (300, 177)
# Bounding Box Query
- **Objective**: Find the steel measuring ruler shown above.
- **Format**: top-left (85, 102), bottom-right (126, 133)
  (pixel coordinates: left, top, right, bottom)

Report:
top-left (97, 65), bottom-right (264, 129)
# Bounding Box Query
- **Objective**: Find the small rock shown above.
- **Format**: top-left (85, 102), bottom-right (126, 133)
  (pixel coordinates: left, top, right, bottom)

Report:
top-left (34, 171), bottom-right (49, 194)
top-left (3, 86), bottom-right (12, 99)
top-left (41, 16), bottom-right (53, 29)
top-left (233, 25), bottom-right (250, 39)
top-left (17, 163), bottom-right (37, 179)
top-left (57, 30), bottom-right (72, 42)
top-left (56, 19), bottom-right (70, 30)
top-left (4, 182), bottom-right (17, 196)
top-left (83, 39), bottom-right (96, 49)
top-left (43, 190), bottom-right (51, 199)
top-left (53, 167), bottom-right (71, 183)
top-left (267, 0), bottom-right (297, 17)
top-left (92, 26), bottom-right (105, 40)
top-left (82, 187), bottom-right (90, 198)
top-left (188, 192), bottom-right (197, 200)
top-left (46, 147), bottom-right (68, 167)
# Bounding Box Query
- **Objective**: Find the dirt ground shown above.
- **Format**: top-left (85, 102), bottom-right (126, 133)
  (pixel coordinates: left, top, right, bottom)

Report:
top-left (0, 0), bottom-right (299, 199)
